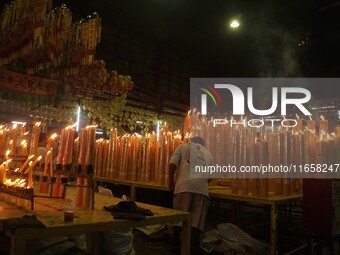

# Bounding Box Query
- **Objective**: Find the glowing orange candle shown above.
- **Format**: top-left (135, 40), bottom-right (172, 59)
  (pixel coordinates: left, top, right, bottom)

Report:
top-left (85, 125), bottom-right (97, 167)
top-left (293, 114), bottom-right (302, 132)
top-left (63, 125), bottom-right (76, 165)
top-left (78, 128), bottom-right (89, 173)
top-left (11, 124), bottom-right (18, 155)
top-left (49, 148), bottom-right (54, 177)
top-left (43, 150), bottom-right (51, 176)
top-left (183, 111), bottom-right (191, 137)
top-left (29, 122), bottom-right (41, 155)
top-left (307, 116), bottom-right (316, 131)
top-left (102, 140), bottom-right (109, 177)
top-left (47, 133), bottom-right (57, 150)
top-left (19, 124), bottom-right (26, 142)
top-left (56, 129), bottom-right (66, 165)
top-left (319, 115), bottom-right (329, 134)
top-left (19, 155), bottom-right (34, 173)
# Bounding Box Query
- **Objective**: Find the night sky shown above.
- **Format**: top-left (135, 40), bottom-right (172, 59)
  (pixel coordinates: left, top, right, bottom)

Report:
top-left (1, 0), bottom-right (340, 78)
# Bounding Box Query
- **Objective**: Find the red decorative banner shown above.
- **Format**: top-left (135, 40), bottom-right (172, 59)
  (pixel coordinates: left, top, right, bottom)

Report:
top-left (0, 68), bottom-right (60, 103)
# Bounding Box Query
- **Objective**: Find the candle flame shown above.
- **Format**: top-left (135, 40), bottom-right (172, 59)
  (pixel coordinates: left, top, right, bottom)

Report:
top-left (6, 149), bottom-right (11, 156)
top-left (174, 134), bottom-right (182, 139)
top-left (50, 133), bottom-right (57, 139)
top-left (24, 131), bottom-right (29, 135)
top-left (14, 168), bottom-right (19, 172)
top-left (187, 110), bottom-right (191, 115)
top-left (295, 113), bottom-right (300, 119)
top-left (320, 115), bottom-right (325, 121)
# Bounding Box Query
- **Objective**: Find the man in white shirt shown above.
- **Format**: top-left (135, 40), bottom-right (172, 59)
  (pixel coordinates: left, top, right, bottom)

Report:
top-left (169, 136), bottom-right (214, 254)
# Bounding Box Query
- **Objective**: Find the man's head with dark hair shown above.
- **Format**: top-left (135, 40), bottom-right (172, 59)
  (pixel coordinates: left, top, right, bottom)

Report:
top-left (190, 136), bottom-right (204, 146)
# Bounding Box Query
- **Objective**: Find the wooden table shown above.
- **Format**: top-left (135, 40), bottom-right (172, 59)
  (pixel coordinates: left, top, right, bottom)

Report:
top-left (209, 187), bottom-right (303, 255)
top-left (0, 193), bottom-right (191, 255)
top-left (94, 177), bottom-right (170, 200)
top-left (93, 178), bottom-right (303, 254)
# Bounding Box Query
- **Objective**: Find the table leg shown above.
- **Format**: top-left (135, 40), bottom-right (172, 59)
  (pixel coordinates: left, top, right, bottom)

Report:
top-left (87, 232), bottom-right (101, 255)
top-left (271, 203), bottom-right (277, 255)
top-left (93, 179), bottom-right (99, 192)
top-left (181, 217), bottom-right (191, 255)
top-left (130, 185), bottom-right (136, 201)
top-left (10, 237), bottom-right (25, 255)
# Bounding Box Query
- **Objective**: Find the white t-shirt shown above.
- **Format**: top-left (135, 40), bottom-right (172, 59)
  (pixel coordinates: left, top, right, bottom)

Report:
top-left (169, 142), bottom-right (214, 197)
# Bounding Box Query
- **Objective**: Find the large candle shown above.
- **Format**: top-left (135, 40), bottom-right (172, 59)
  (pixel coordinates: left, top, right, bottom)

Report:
top-left (293, 115), bottom-right (303, 133)
top-left (29, 122), bottom-right (41, 155)
top-left (319, 115), bottom-right (329, 134)
top-left (43, 150), bottom-right (51, 176)
top-left (259, 141), bottom-right (269, 197)
top-left (11, 124), bottom-right (18, 155)
top-left (47, 133), bottom-right (57, 150)
top-left (336, 126), bottom-right (340, 137)
top-left (19, 155), bottom-right (34, 173)
top-left (85, 126), bottom-right (97, 172)
top-left (56, 128), bottom-right (66, 165)
top-left (154, 138), bottom-right (160, 183)
top-left (19, 124), bottom-right (27, 143)
top-left (307, 116), bottom-right (316, 131)
top-left (78, 127), bottom-right (89, 173)
top-left (164, 136), bottom-right (170, 186)
top-left (102, 140), bottom-right (109, 178)
top-left (268, 132), bottom-right (281, 196)
top-left (109, 129), bottom-right (118, 179)
top-left (63, 126), bottom-right (76, 165)
top-left (136, 135), bottom-right (142, 180)
top-left (19, 140), bottom-right (28, 156)
top-left (280, 130), bottom-right (290, 196)
top-left (158, 135), bottom-right (164, 186)
top-left (95, 139), bottom-right (103, 177)
top-left (183, 111), bottom-right (190, 138)
top-left (49, 148), bottom-right (54, 177)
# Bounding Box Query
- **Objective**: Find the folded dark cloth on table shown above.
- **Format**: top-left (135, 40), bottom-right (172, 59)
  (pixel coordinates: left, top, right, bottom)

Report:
top-left (0, 215), bottom-right (45, 234)
top-left (104, 201), bottom-right (153, 220)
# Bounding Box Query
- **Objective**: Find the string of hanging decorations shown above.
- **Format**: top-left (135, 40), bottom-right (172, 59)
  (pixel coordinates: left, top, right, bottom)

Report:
top-left (0, 0), bottom-right (134, 99)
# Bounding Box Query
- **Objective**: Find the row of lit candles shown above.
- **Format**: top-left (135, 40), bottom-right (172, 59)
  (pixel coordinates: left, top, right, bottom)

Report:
top-left (94, 129), bottom-right (184, 186)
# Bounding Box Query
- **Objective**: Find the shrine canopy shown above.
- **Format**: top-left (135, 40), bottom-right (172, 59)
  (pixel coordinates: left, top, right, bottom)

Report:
top-left (0, 0), bottom-right (134, 105)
